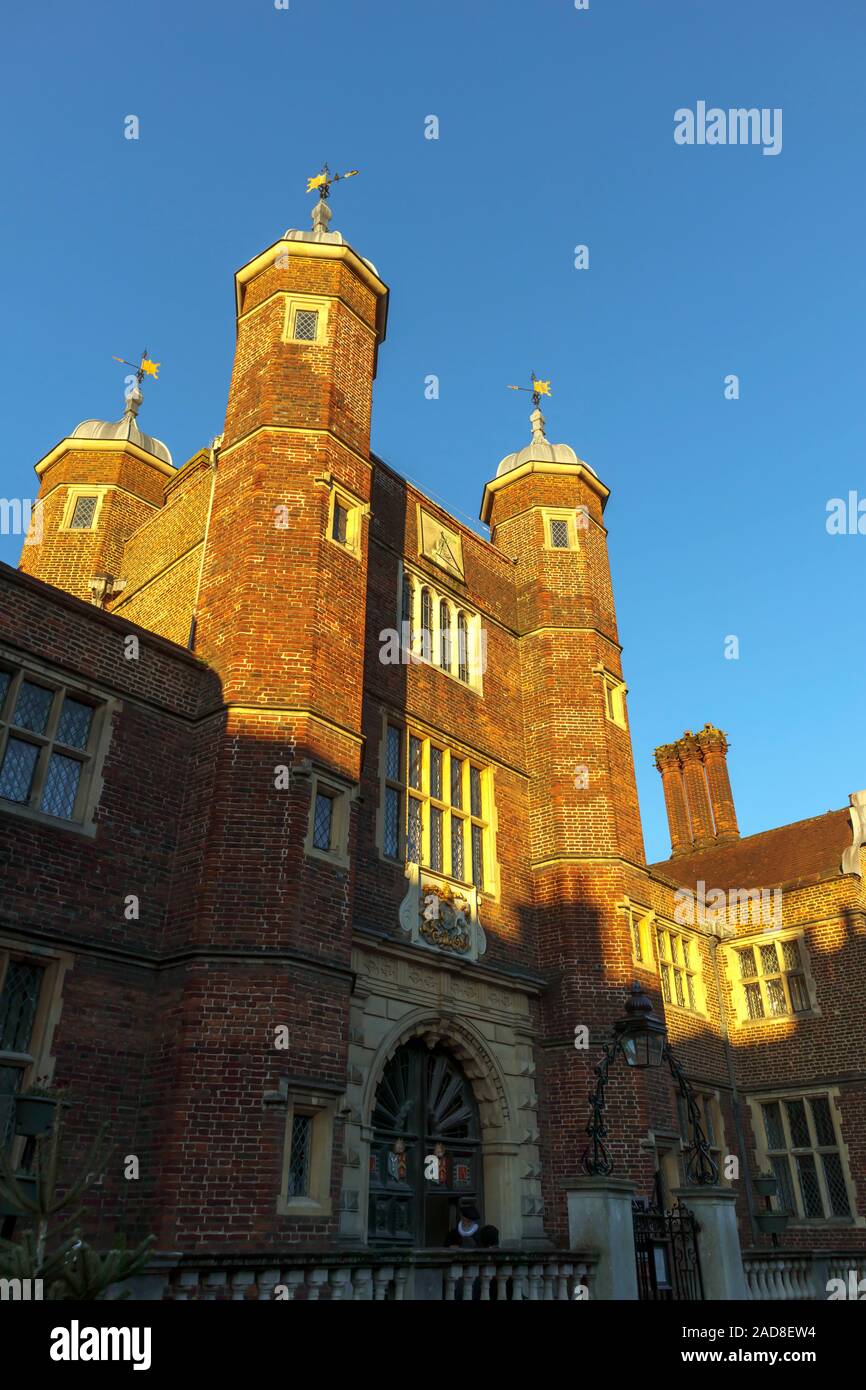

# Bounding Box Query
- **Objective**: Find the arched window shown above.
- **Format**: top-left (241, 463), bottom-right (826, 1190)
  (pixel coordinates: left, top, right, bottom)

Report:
top-left (457, 611), bottom-right (470, 683)
top-left (401, 574), bottom-right (413, 647)
top-left (369, 1041), bottom-right (482, 1247)
top-left (420, 587), bottom-right (433, 662)
top-left (439, 599), bottom-right (451, 670)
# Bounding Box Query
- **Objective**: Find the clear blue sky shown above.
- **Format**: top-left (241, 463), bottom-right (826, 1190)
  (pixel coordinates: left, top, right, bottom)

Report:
top-left (2, 0), bottom-right (864, 862)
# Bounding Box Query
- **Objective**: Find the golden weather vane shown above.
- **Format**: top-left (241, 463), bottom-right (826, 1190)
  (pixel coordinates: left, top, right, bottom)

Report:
top-left (506, 372), bottom-right (551, 407)
top-left (112, 349), bottom-right (160, 384)
top-left (305, 163), bottom-right (359, 200)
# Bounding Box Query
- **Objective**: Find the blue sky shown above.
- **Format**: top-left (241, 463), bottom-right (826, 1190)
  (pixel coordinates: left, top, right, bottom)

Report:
top-left (1, 0), bottom-right (864, 861)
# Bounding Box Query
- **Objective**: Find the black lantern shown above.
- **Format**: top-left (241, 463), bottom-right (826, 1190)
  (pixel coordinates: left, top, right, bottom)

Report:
top-left (581, 983), bottom-right (719, 1184)
top-left (614, 982), bottom-right (667, 1069)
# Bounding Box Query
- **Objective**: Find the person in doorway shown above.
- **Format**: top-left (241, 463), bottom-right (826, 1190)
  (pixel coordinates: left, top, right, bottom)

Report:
top-left (444, 1201), bottom-right (499, 1249)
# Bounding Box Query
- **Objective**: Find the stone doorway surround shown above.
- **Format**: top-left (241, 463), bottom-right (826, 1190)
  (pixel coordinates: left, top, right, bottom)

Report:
top-left (341, 942), bottom-right (547, 1249)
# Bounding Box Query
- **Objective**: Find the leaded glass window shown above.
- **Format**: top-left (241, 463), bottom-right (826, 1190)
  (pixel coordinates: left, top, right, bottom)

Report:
top-left (0, 663), bottom-right (102, 824)
top-left (293, 308), bottom-right (319, 341)
top-left (550, 518), bottom-right (570, 548)
top-left (380, 729), bottom-right (490, 890)
top-left (287, 1113), bottom-right (313, 1196)
top-left (40, 753), bottom-right (82, 820)
top-left (312, 791), bottom-right (333, 851)
top-left (656, 926), bottom-right (700, 1013)
top-left (760, 1094), bottom-right (851, 1220)
top-left (0, 956), bottom-right (48, 1149)
top-left (0, 961), bottom-right (44, 1054)
top-left (736, 936), bottom-right (812, 1018)
top-left (69, 495), bottom-right (98, 529)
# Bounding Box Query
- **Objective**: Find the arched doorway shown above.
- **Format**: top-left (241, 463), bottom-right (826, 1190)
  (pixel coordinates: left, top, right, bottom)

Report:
top-left (368, 1040), bottom-right (482, 1247)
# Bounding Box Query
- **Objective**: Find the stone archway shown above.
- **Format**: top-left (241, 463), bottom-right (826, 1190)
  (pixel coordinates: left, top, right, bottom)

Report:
top-left (360, 1010), bottom-right (522, 1247)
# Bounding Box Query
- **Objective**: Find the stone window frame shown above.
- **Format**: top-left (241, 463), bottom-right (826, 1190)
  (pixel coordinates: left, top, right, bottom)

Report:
top-left (746, 1086), bottom-right (858, 1227)
top-left (0, 649), bottom-right (116, 838)
top-left (593, 663), bottom-right (628, 730)
top-left (724, 929), bottom-right (819, 1029)
top-left (283, 293), bottom-right (331, 347)
top-left (59, 486), bottom-right (109, 532)
top-left (619, 898), bottom-right (657, 975)
top-left (656, 921), bottom-right (707, 1016)
top-left (0, 938), bottom-right (70, 1162)
top-left (397, 561), bottom-right (484, 694)
top-left (377, 714), bottom-right (497, 897)
top-left (302, 766), bottom-right (355, 870)
top-left (322, 477), bottom-right (367, 560)
top-left (277, 1087), bottom-right (336, 1219)
top-left (541, 506), bottom-right (583, 552)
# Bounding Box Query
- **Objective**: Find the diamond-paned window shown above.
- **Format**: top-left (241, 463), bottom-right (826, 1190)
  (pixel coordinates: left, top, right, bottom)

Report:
top-left (0, 960), bottom-right (45, 1054)
top-left (386, 725), bottom-right (402, 781)
top-left (287, 1113), bottom-right (313, 1196)
top-left (0, 738), bottom-right (39, 803)
top-left (70, 495), bottom-right (98, 530)
top-left (408, 798), bottom-right (423, 864)
top-left (736, 936), bottom-right (812, 1018)
top-left (430, 807), bottom-right (443, 872)
top-left (0, 661), bottom-right (104, 824)
top-left (56, 697), bottom-right (93, 751)
top-left (550, 518), bottom-right (570, 548)
top-left (760, 1094), bottom-right (852, 1220)
top-left (40, 753), bottom-right (82, 820)
top-left (312, 792), bottom-right (333, 851)
top-left (13, 682), bottom-right (54, 735)
top-left (384, 787), bottom-right (402, 860)
top-left (293, 309), bottom-right (319, 341)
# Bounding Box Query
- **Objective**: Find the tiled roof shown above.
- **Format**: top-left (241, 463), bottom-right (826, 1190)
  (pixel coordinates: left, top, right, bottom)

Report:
top-left (650, 807), bottom-right (853, 892)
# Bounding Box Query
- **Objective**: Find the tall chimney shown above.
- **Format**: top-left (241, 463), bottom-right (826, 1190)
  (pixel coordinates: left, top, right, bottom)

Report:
top-left (697, 723), bottom-right (739, 844)
top-left (655, 723), bottom-right (739, 856)
top-left (677, 731), bottom-right (715, 849)
top-left (654, 742), bottom-right (692, 857)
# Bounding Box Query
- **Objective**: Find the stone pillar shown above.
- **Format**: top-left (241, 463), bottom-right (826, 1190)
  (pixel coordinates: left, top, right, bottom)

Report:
top-left (562, 1176), bottom-right (638, 1300)
top-left (672, 1186), bottom-right (748, 1300)
top-left (654, 742), bottom-right (692, 856)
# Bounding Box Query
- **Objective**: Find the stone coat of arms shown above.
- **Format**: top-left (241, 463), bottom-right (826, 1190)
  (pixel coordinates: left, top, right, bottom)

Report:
top-left (398, 863), bottom-right (486, 961)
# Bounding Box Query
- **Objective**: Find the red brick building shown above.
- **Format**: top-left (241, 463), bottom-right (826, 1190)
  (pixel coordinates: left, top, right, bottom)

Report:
top-left (2, 199), bottom-right (864, 1299)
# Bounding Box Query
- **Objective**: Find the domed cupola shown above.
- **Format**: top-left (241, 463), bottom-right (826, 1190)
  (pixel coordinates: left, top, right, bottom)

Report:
top-left (71, 384), bottom-right (172, 467)
top-left (496, 406), bottom-right (597, 479)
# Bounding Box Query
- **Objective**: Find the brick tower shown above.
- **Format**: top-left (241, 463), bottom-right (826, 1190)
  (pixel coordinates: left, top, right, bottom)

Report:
top-left (18, 385), bottom-right (173, 604)
top-left (149, 193), bottom-right (390, 1247)
top-left (481, 402), bottom-right (663, 1236)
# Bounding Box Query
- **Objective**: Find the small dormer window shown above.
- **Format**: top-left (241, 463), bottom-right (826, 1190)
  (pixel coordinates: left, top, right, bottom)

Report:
top-left (69, 496), bottom-right (98, 530)
top-left (293, 308), bottom-right (319, 341)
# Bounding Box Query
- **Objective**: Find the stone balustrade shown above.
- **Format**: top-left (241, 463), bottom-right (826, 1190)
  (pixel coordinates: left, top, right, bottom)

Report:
top-left (744, 1252), bottom-right (866, 1301)
top-left (159, 1252), bottom-right (593, 1302)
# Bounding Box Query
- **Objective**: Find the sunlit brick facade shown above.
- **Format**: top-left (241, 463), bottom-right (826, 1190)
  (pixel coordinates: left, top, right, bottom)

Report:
top-left (2, 207), bottom-right (865, 1295)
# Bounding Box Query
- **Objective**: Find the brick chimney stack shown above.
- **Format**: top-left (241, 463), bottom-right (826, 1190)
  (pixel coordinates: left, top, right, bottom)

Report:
top-left (654, 723), bottom-right (740, 857)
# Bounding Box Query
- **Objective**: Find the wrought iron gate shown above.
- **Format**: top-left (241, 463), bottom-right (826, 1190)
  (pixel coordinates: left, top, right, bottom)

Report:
top-left (632, 1198), bottom-right (704, 1300)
